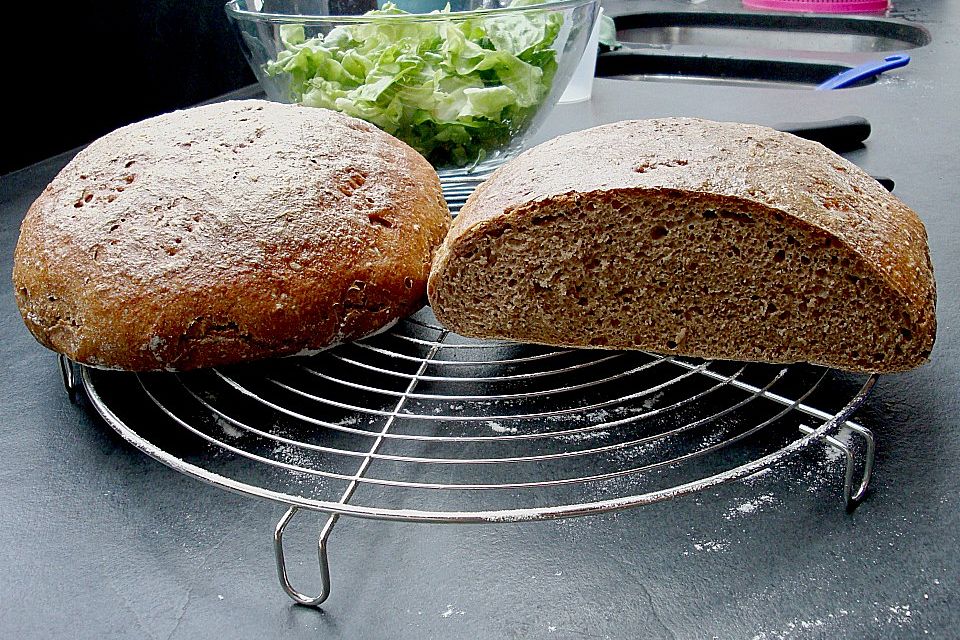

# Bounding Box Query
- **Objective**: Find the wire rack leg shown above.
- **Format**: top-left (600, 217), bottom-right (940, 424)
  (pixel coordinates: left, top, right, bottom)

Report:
top-left (272, 335), bottom-right (448, 607)
top-left (58, 354), bottom-right (80, 403)
top-left (274, 506), bottom-right (338, 607)
top-left (799, 422), bottom-right (876, 511)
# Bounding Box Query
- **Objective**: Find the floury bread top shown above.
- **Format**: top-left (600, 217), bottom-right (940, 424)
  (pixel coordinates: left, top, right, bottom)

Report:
top-left (14, 100), bottom-right (451, 371)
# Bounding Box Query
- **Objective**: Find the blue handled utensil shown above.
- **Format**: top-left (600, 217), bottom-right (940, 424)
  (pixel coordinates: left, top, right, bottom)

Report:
top-left (816, 54), bottom-right (910, 90)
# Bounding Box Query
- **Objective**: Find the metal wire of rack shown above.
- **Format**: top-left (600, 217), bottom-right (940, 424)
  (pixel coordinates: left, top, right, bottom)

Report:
top-left (61, 175), bottom-right (878, 607)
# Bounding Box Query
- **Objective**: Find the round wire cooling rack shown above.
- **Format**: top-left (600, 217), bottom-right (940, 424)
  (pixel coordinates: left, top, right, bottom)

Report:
top-left (64, 308), bottom-right (878, 606)
top-left (71, 309), bottom-right (879, 523)
top-left (60, 176), bottom-right (878, 606)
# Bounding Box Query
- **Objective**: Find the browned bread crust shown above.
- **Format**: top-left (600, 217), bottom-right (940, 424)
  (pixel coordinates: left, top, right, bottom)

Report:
top-left (428, 118), bottom-right (936, 373)
top-left (14, 100), bottom-right (451, 371)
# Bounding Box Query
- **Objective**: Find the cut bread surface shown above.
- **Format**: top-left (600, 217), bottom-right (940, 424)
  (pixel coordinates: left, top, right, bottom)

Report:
top-left (428, 118), bottom-right (936, 374)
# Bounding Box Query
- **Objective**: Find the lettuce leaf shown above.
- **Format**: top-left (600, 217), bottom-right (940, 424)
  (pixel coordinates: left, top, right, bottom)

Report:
top-left (264, 1), bottom-right (563, 168)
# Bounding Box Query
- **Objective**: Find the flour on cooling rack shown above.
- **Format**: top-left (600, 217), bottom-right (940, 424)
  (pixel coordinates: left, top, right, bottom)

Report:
top-left (487, 421), bottom-right (518, 435)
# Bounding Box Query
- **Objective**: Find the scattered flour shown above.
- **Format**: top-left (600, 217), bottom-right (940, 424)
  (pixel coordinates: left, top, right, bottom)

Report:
top-left (724, 494), bottom-right (777, 520)
top-left (751, 618), bottom-right (826, 640)
top-left (440, 604), bottom-right (465, 618)
top-left (585, 409), bottom-right (610, 422)
top-left (823, 429), bottom-right (853, 463)
top-left (750, 609), bottom-right (854, 640)
top-left (213, 415), bottom-right (243, 439)
top-left (641, 391), bottom-right (665, 410)
top-left (488, 421), bottom-right (518, 435)
top-left (689, 539), bottom-right (729, 553)
top-left (885, 603), bottom-right (913, 625)
top-left (557, 430), bottom-right (610, 443)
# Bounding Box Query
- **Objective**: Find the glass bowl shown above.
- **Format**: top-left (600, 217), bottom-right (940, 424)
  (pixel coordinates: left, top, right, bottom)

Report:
top-left (225, 0), bottom-right (600, 175)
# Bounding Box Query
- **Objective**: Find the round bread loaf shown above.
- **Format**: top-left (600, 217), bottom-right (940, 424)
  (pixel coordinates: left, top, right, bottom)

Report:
top-left (14, 100), bottom-right (451, 371)
top-left (428, 118), bottom-right (936, 374)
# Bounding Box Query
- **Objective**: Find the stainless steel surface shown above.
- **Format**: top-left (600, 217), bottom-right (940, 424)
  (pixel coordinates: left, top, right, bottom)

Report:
top-left (613, 12), bottom-right (931, 55)
top-left (274, 506), bottom-right (334, 606)
top-left (603, 11), bottom-right (930, 89)
top-left (601, 73), bottom-right (814, 89)
top-left (619, 25), bottom-right (918, 53)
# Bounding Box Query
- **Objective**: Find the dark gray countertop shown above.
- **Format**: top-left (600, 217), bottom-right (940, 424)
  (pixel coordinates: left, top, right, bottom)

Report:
top-left (1, 1), bottom-right (957, 638)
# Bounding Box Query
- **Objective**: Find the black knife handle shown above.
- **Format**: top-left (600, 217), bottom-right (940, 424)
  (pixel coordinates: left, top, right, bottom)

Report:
top-left (775, 116), bottom-right (871, 152)
top-left (872, 176), bottom-right (895, 191)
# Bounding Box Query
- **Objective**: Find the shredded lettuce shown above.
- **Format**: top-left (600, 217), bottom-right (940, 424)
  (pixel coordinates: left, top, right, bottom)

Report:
top-left (265, 1), bottom-right (563, 168)
top-left (598, 13), bottom-right (619, 49)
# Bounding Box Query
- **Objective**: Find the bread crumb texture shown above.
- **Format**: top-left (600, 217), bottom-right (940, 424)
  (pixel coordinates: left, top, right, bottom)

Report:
top-left (428, 118), bottom-right (935, 373)
top-left (14, 100), bottom-right (450, 370)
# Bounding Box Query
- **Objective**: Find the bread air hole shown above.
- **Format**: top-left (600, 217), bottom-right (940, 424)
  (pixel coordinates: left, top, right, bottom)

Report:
top-left (719, 209), bottom-right (754, 224)
top-left (531, 214), bottom-right (559, 226)
top-left (650, 225), bottom-right (668, 240)
top-left (368, 213), bottom-right (393, 228)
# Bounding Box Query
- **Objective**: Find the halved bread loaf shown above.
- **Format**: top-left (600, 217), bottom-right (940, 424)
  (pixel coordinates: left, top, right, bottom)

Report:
top-left (428, 118), bottom-right (936, 373)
